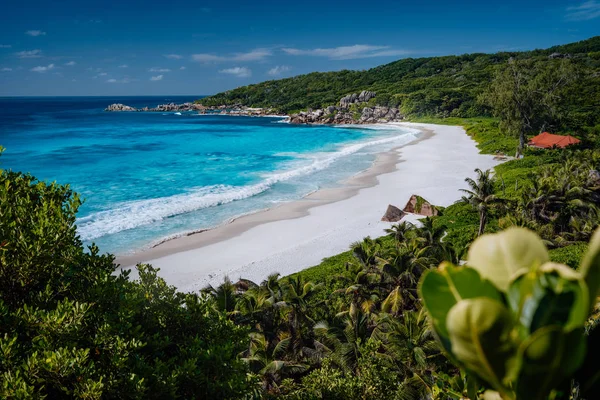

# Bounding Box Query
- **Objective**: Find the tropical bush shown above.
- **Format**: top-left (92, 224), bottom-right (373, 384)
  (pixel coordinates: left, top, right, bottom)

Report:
top-left (419, 227), bottom-right (600, 400)
top-left (0, 169), bottom-right (254, 399)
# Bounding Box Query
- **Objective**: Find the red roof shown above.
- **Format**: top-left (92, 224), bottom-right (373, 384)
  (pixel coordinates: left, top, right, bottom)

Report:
top-left (528, 132), bottom-right (581, 149)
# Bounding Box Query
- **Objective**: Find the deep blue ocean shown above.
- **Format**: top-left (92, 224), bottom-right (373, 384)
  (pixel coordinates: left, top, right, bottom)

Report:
top-left (0, 96), bottom-right (418, 255)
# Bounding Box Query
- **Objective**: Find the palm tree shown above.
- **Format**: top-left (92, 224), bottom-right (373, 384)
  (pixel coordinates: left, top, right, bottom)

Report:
top-left (350, 237), bottom-right (384, 268)
top-left (518, 165), bottom-right (598, 235)
top-left (414, 216), bottom-right (457, 263)
top-left (415, 217), bottom-right (444, 247)
top-left (202, 276), bottom-right (239, 313)
top-left (335, 261), bottom-right (383, 315)
top-left (555, 217), bottom-right (595, 246)
top-left (381, 286), bottom-right (405, 317)
top-left (235, 286), bottom-right (277, 329)
top-left (384, 221), bottom-right (415, 243)
top-left (380, 239), bottom-right (433, 310)
top-left (460, 168), bottom-right (499, 236)
top-left (372, 311), bottom-right (441, 398)
top-left (314, 302), bottom-right (374, 372)
top-left (242, 332), bottom-right (308, 393)
top-left (373, 311), bottom-right (439, 374)
top-left (280, 276), bottom-right (322, 358)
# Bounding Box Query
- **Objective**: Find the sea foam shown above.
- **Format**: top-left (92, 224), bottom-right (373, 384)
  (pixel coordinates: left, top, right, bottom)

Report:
top-left (77, 127), bottom-right (419, 241)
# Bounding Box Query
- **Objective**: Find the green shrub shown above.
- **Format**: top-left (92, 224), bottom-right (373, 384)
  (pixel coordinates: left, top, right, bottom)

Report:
top-left (549, 243), bottom-right (589, 269)
top-left (419, 228), bottom-right (600, 400)
top-left (0, 170), bottom-right (255, 399)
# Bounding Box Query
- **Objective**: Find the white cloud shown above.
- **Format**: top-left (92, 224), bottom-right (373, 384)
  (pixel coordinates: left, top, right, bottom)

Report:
top-left (282, 44), bottom-right (410, 60)
top-left (16, 49), bottom-right (42, 58)
top-left (191, 54), bottom-right (222, 62)
top-left (192, 48), bottom-right (271, 63)
top-left (1, 67), bottom-right (12, 72)
top-left (30, 63), bottom-right (55, 72)
top-left (25, 30), bottom-right (47, 37)
top-left (219, 66), bottom-right (251, 78)
top-left (107, 78), bottom-right (130, 83)
top-left (150, 74), bottom-right (163, 81)
top-left (566, 1), bottom-right (600, 20)
top-left (180, 66), bottom-right (186, 70)
top-left (149, 67), bottom-right (171, 72)
top-left (98, 72), bottom-right (107, 76)
top-left (118, 64), bottom-right (128, 68)
top-left (268, 65), bottom-right (291, 76)
top-left (164, 54), bottom-right (183, 59)
top-left (64, 61), bottom-right (76, 66)
top-left (0, 44), bottom-right (11, 48)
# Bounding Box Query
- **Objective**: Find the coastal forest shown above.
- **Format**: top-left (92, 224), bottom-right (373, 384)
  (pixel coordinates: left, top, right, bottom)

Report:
top-left (3, 36), bottom-right (600, 399)
top-left (199, 37), bottom-right (600, 131)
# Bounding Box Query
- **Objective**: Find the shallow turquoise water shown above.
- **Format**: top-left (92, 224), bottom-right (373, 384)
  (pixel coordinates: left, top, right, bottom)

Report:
top-left (0, 96), bottom-right (417, 254)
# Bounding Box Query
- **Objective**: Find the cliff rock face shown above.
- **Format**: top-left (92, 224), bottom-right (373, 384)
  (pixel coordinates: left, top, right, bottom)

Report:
top-left (339, 90), bottom-right (376, 107)
top-left (289, 105), bottom-right (403, 124)
top-left (290, 91), bottom-right (403, 124)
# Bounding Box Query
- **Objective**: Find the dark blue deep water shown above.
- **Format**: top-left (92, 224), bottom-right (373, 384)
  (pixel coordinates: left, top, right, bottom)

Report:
top-left (0, 96), bottom-right (418, 254)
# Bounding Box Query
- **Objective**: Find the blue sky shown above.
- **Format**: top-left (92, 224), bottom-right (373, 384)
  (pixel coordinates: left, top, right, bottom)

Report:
top-left (0, 0), bottom-right (599, 96)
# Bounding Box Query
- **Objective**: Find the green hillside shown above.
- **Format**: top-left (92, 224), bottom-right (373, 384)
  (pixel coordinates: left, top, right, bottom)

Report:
top-left (198, 36), bottom-right (600, 126)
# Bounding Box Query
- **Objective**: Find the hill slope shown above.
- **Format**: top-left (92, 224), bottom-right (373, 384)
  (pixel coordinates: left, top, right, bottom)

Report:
top-left (198, 37), bottom-right (600, 123)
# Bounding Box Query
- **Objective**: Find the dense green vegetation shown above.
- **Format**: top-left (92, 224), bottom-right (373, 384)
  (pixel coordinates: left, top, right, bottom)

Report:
top-left (3, 36), bottom-right (600, 399)
top-left (198, 37), bottom-right (600, 131)
top-left (0, 161), bottom-right (254, 398)
top-left (3, 140), bottom-right (599, 398)
top-left (421, 227), bottom-right (600, 400)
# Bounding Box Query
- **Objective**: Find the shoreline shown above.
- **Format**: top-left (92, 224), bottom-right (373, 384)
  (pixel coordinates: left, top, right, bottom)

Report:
top-left (118, 123), bottom-right (500, 292)
top-left (117, 124), bottom-right (430, 265)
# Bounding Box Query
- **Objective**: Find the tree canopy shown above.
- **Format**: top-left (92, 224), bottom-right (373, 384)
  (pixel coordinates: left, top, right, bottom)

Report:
top-left (0, 165), bottom-right (254, 399)
top-left (198, 37), bottom-right (600, 134)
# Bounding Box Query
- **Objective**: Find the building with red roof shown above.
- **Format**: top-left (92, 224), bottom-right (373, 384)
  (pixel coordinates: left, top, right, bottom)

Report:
top-left (528, 132), bottom-right (581, 149)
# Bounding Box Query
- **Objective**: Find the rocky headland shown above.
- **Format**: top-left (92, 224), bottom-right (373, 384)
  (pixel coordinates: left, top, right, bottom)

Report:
top-left (105, 102), bottom-right (207, 112)
top-left (288, 91), bottom-right (404, 124)
top-left (105, 91), bottom-right (404, 125)
top-left (105, 102), bottom-right (280, 117)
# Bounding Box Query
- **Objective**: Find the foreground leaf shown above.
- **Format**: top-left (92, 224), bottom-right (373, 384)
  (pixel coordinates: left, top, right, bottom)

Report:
top-left (446, 298), bottom-right (517, 395)
top-left (467, 227), bottom-right (549, 291)
top-left (579, 227), bottom-right (600, 313)
top-left (515, 327), bottom-right (586, 400)
top-left (419, 263), bottom-right (503, 340)
top-left (508, 263), bottom-right (588, 335)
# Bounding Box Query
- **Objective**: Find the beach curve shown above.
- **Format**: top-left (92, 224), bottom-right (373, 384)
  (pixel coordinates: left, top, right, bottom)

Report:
top-left (117, 122), bottom-right (500, 291)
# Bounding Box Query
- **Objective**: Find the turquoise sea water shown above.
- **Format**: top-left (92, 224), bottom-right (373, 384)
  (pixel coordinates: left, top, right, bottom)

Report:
top-left (0, 96), bottom-right (418, 255)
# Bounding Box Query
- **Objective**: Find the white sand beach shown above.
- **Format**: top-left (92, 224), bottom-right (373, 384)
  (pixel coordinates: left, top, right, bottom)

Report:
top-left (118, 122), bottom-right (500, 292)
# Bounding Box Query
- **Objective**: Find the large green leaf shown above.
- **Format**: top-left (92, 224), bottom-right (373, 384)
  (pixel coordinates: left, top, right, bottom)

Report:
top-left (579, 227), bottom-right (600, 313)
top-left (507, 263), bottom-right (588, 336)
top-left (467, 227), bottom-right (549, 291)
top-left (446, 298), bottom-right (517, 394)
top-left (515, 327), bottom-right (586, 400)
top-left (419, 263), bottom-right (503, 341)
